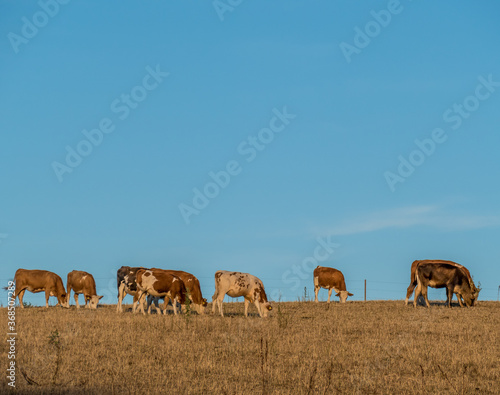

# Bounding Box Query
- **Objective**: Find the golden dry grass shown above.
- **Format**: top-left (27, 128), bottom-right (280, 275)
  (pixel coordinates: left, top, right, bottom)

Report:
top-left (1, 300), bottom-right (499, 394)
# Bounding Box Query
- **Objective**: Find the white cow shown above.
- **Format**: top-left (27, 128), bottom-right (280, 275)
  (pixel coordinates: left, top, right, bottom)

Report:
top-left (212, 270), bottom-right (272, 318)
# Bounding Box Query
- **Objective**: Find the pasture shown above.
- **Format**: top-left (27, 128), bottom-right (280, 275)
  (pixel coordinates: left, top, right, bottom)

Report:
top-left (1, 300), bottom-right (499, 394)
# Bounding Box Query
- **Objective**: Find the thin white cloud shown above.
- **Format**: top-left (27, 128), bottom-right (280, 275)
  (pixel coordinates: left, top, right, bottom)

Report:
top-left (318, 205), bottom-right (500, 236)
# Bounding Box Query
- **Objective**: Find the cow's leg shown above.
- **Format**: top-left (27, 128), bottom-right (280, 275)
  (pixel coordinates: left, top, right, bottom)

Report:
top-left (327, 288), bottom-right (333, 303)
top-left (405, 283), bottom-right (416, 306)
top-left (244, 298), bottom-right (249, 317)
top-left (146, 295), bottom-right (152, 314)
top-left (172, 297), bottom-right (178, 315)
top-left (162, 297), bottom-right (169, 315)
top-left (421, 285), bottom-right (430, 308)
top-left (216, 296), bottom-right (224, 317)
top-left (139, 293), bottom-right (148, 315)
top-left (314, 285), bottom-right (320, 303)
top-left (211, 292), bottom-right (218, 314)
top-left (117, 283), bottom-right (126, 313)
top-left (66, 287), bottom-right (71, 307)
top-left (74, 292), bottom-right (80, 308)
top-left (17, 289), bottom-right (26, 308)
top-left (154, 297), bottom-right (162, 315)
top-left (133, 291), bottom-right (143, 314)
top-left (314, 277), bottom-right (320, 303)
top-left (445, 288), bottom-right (452, 307)
top-left (254, 301), bottom-right (263, 318)
top-left (413, 283), bottom-right (421, 308)
top-left (45, 290), bottom-right (50, 308)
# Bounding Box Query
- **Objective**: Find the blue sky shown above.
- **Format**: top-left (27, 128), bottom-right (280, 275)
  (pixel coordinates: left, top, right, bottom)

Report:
top-left (1, 1), bottom-right (500, 305)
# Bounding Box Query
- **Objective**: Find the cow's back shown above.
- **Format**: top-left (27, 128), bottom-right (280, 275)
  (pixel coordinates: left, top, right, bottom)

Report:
top-left (15, 269), bottom-right (59, 289)
top-left (314, 266), bottom-right (346, 291)
top-left (68, 270), bottom-right (97, 294)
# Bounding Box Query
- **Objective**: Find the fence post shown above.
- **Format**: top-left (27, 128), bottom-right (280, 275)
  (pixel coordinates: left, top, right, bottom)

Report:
top-left (364, 279), bottom-right (367, 302)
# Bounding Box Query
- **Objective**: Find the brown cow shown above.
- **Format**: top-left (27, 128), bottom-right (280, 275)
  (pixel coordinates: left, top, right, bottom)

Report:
top-left (12, 269), bottom-right (67, 308)
top-left (414, 262), bottom-right (476, 308)
top-left (134, 269), bottom-right (187, 315)
top-left (66, 270), bottom-right (103, 309)
top-left (147, 270), bottom-right (207, 315)
top-left (405, 260), bottom-right (479, 306)
top-left (212, 271), bottom-right (272, 318)
top-left (313, 266), bottom-right (353, 303)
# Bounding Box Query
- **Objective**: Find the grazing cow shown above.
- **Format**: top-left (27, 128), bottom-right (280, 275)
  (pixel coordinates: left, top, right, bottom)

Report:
top-left (414, 262), bottom-right (476, 308)
top-left (134, 269), bottom-right (187, 315)
top-left (146, 270), bottom-right (207, 315)
top-left (313, 266), bottom-right (353, 303)
top-left (212, 271), bottom-right (272, 318)
top-left (405, 260), bottom-right (479, 306)
top-left (66, 270), bottom-right (103, 309)
top-left (12, 269), bottom-right (67, 308)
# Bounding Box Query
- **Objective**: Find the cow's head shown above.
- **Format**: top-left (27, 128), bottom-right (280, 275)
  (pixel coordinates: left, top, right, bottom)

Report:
top-left (261, 302), bottom-right (272, 317)
top-left (194, 298), bottom-right (208, 315)
top-left (335, 291), bottom-right (353, 303)
top-left (460, 291), bottom-right (474, 307)
top-left (86, 295), bottom-right (103, 309)
top-left (59, 293), bottom-right (69, 308)
top-left (470, 283), bottom-right (480, 306)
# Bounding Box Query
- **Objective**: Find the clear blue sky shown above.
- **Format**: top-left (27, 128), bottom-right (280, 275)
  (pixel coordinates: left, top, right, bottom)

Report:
top-left (1, 1), bottom-right (500, 305)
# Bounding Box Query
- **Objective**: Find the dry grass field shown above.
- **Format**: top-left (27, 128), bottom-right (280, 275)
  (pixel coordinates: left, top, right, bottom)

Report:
top-left (1, 300), bottom-right (499, 394)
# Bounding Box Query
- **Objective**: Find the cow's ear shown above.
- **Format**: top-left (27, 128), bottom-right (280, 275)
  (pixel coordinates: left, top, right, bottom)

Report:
top-left (267, 305), bottom-right (272, 311)
top-left (348, 292), bottom-right (353, 296)
top-left (85, 295), bottom-right (91, 301)
top-left (335, 293), bottom-right (340, 297)
top-left (98, 295), bottom-right (104, 300)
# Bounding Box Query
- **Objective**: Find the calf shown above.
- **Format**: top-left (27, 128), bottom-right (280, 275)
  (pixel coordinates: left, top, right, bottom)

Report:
top-left (414, 262), bottom-right (475, 308)
top-left (12, 269), bottom-right (67, 308)
top-left (212, 270), bottom-right (272, 318)
top-left (313, 266), bottom-right (353, 303)
top-left (66, 270), bottom-right (103, 309)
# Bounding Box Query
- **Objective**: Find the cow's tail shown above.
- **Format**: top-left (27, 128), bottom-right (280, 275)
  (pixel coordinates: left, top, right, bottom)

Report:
top-left (212, 274), bottom-right (220, 302)
top-left (3, 278), bottom-right (14, 290)
top-left (410, 260), bottom-right (420, 285)
top-left (415, 267), bottom-right (423, 299)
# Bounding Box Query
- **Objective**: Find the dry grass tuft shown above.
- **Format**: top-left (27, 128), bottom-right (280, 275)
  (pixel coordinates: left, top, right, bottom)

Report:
top-left (1, 301), bottom-right (499, 394)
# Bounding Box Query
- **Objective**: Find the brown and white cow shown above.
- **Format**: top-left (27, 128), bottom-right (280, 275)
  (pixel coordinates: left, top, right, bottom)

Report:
top-left (405, 260), bottom-right (479, 306)
top-left (313, 266), bottom-right (353, 303)
top-left (12, 269), bottom-right (67, 308)
top-left (149, 270), bottom-right (207, 314)
top-left (414, 262), bottom-right (476, 308)
top-left (211, 270), bottom-right (272, 318)
top-left (134, 269), bottom-right (187, 315)
top-left (66, 270), bottom-right (103, 309)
